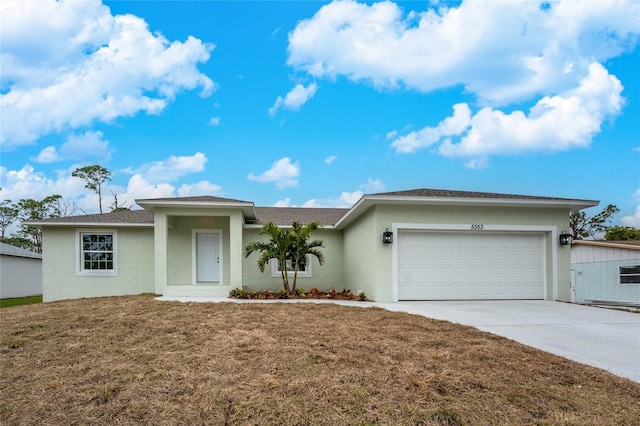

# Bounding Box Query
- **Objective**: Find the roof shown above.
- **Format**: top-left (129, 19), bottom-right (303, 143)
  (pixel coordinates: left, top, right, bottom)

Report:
top-left (373, 188), bottom-right (596, 203)
top-left (25, 210), bottom-right (154, 226)
top-left (572, 240), bottom-right (640, 251)
top-left (135, 195), bottom-right (257, 221)
top-left (335, 187), bottom-right (599, 228)
top-left (254, 207), bottom-right (349, 227)
top-left (24, 188), bottom-right (599, 228)
top-left (0, 242), bottom-right (42, 259)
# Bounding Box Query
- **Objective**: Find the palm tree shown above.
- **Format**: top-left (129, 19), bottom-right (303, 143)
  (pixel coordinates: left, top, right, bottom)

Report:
top-left (244, 222), bottom-right (294, 293)
top-left (290, 221), bottom-right (325, 294)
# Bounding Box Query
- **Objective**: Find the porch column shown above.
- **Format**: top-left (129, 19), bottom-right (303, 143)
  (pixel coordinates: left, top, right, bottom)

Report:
top-left (154, 210), bottom-right (168, 294)
top-left (229, 211), bottom-right (243, 289)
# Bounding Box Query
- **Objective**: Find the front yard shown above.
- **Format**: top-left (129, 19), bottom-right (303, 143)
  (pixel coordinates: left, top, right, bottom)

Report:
top-left (1, 295), bottom-right (638, 425)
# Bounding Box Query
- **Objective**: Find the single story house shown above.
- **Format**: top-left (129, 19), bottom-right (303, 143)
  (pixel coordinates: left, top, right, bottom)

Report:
top-left (0, 242), bottom-right (43, 299)
top-left (570, 240), bottom-right (640, 306)
top-left (26, 188), bottom-right (598, 303)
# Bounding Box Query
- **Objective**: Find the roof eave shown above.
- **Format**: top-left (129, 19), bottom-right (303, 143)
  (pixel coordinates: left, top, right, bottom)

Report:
top-left (572, 240), bottom-right (640, 251)
top-left (243, 223), bottom-right (338, 230)
top-left (135, 199), bottom-right (257, 221)
top-left (23, 221), bottom-right (154, 228)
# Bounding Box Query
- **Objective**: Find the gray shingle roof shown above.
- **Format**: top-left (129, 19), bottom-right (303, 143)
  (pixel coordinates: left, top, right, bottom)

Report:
top-left (254, 207), bottom-right (349, 226)
top-left (29, 210), bottom-right (154, 224)
top-left (373, 188), bottom-right (594, 203)
top-left (0, 242), bottom-right (42, 258)
top-left (26, 188), bottom-right (597, 227)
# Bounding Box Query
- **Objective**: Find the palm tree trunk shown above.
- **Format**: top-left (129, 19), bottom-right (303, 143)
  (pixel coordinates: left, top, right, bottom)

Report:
top-left (291, 263), bottom-right (299, 294)
top-left (280, 258), bottom-right (290, 293)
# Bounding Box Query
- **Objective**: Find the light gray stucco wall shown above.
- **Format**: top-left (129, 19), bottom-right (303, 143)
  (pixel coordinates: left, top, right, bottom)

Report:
top-left (242, 228), bottom-right (344, 293)
top-left (167, 216), bottom-right (231, 286)
top-left (41, 227), bottom-right (154, 302)
top-left (343, 204), bottom-right (571, 303)
top-left (0, 255), bottom-right (42, 298)
top-left (343, 207), bottom-right (383, 301)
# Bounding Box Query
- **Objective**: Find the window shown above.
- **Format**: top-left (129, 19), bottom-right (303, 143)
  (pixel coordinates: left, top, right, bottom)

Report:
top-left (271, 255), bottom-right (312, 278)
top-left (619, 265), bottom-right (640, 284)
top-left (76, 230), bottom-right (117, 276)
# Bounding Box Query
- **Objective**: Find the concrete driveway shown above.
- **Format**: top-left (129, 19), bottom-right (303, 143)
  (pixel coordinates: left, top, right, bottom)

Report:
top-left (376, 300), bottom-right (640, 383)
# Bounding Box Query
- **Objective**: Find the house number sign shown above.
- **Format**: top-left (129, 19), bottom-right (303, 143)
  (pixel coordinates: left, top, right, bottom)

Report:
top-left (470, 224), bottom-right (484, 230)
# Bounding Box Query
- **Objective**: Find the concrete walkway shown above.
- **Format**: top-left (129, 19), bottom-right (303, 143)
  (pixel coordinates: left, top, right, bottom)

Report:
top-left (157, 297), bottom-right (640, 383)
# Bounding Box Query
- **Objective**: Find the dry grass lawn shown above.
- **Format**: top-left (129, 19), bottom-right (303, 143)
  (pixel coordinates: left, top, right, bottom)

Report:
top-left (1, 295), bottom-right (639, 425)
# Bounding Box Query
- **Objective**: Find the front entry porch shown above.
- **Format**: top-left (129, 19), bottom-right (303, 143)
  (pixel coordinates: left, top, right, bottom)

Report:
top-left (152, 207), bottom-right (245, 297)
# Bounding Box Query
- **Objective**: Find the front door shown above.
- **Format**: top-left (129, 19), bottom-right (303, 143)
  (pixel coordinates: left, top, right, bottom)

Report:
top-left (193, 230), bottom-right (221, 284)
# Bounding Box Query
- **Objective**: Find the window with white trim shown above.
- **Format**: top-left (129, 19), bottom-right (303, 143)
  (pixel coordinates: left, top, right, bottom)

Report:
top-left (619, 265), bottom-right (640, 284)
top-left (271, 255), bottom-right (312, 278)
top-left (76, 230), bottom-right (117, 276)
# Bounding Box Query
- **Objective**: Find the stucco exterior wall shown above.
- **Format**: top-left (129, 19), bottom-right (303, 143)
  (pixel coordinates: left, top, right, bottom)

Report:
top-left (343, 207), bottom-right (385, 301)
top-left (242, 228), bottom-right (345, 293)
top-left (42, 227), bottom-right (154, 302)
top-left (0, 255), bottom-right (42, 298)
top-left (571, 245), bottom-right (640, 304)
top-left (167, 216), bottom-right (231, 286)
top-left (344, 204), bottom-right (571, 302)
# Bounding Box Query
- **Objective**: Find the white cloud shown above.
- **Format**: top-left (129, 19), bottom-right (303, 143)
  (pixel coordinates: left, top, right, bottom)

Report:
top-left (272, 198), bottom-right (291, 207)
top-left (0, 0), bottom-right (215, 149)
top-left (621, 189), bottom-right (640, 228)
top-left (248, 157), bottom-right (301, 189)
top-left (269, 83), bottom-right (318, 116)
top-left (391, 103), bottom-right (471, 153)
top-left (360, 177), bottom-right (385, 193)
top-left (177, 180), bottom-right (223, 197)
top-left (324, 155), bottom-right (337, 165)
top-left (302, 191), bottom-right (363, 208)
top-left (392, 63), bottom-right (623, 159)
top-left (300, 178), bottom-right (385, 207)
top-left (288, 0), bottom-right (638, 105)
top-left (0, 164), bottom-right (86, 203)
top-left (288, 0), bottom-right (637, 165)
top-left (127, 152), bottom-right (208, 183)
top-left (1, 154), bottom-right (222, 214)
top-left (33, 131), bottom-right (112, 163)
top-left (464, 157), bottom-right (490, 170)
top-left (121, 175), bottom-right (176, 203)
top-left (208, 117), bottom-right (221, 126)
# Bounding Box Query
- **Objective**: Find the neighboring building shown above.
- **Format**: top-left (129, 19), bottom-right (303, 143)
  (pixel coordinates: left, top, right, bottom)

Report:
top-left (570, 240), bottom-right (640, 306)
top-left (0, 242), bottom-right (43, 299)
top-left (26, 188), bottom-right (598, 303)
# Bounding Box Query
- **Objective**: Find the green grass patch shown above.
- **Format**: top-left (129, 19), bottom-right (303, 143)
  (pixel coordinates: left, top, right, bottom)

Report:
top-left (0, 295), bottom-right (42, 308)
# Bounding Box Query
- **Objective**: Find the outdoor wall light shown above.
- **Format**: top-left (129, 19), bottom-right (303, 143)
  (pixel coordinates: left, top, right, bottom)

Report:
top-left (382, 228), bottom-right (393, 244)
top-left (559, 231), bottom-right (573, 246)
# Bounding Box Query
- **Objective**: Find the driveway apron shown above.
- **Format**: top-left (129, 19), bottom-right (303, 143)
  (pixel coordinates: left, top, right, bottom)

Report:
top-left (376, 300), bottom-right (640, 383)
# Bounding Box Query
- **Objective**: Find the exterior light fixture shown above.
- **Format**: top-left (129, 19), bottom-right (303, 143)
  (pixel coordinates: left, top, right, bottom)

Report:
top-left (559, 231), bottom-right (573, 246)
top-left (382, 228), bottom-right (393, 244)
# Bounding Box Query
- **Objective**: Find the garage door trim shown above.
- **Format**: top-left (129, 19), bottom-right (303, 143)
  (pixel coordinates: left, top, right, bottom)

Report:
top-left (391, 223), bottom-right (559, 302)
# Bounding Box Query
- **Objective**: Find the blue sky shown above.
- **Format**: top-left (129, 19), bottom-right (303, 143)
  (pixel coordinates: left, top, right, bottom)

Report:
top-left (1, 0), bottom-right (639, 226)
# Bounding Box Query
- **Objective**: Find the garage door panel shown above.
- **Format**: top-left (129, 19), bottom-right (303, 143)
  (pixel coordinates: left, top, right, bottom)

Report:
top-left (398, 231), bottom-right (544, 300)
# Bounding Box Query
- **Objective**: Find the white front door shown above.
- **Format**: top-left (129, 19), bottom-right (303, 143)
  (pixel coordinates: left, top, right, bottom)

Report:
top-left (193, 231), bottom-right (221, 284)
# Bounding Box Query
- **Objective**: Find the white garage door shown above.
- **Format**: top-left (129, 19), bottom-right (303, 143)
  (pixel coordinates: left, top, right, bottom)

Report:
top-left (398, 231), bottom-right (544, 300)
